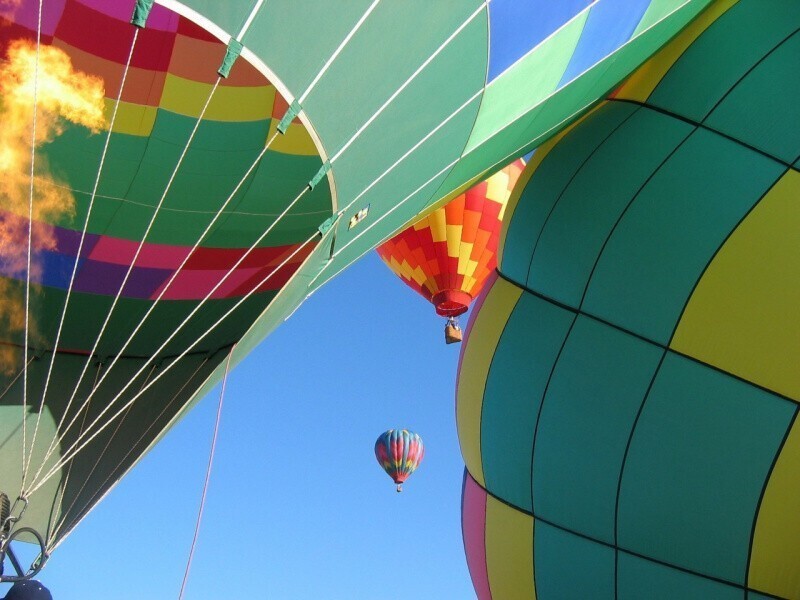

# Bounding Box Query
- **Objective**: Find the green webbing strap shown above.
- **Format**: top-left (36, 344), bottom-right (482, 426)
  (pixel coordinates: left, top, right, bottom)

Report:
top-left (218, 39), bottom-right (244, 78)
top-left (277, 100), bottom-right (302, 134)
top-left (308, 161), bottom-right (331, 190)
top-left (130, 0), bottom-right (154, 28)
top-left (317, 212), bottom-right (340, 236)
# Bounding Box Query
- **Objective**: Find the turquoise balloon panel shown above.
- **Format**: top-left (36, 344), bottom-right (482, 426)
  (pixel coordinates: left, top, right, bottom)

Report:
top-left (617, 553), bottom-right (745, 600)
top-left (581, 127), bottom-right (784, 345)
top-left (480, 291), bottom-right (574, 512)
top-left (704, 31), bottom-right (800, 165)
top-left (647, 0), bottom-right (800, 123)
top-left (501, 102), bottom-right (637, 285)
top-left (617, 353), bottom-right (795, 585)
top-left (527, 106), bottom-right (693, 307)
top-left (533, 520), bottom-right (616, 599)
top-left (531, 315), bottom-right (663, 545)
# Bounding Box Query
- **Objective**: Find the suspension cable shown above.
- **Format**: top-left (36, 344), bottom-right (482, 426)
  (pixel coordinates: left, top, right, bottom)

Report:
top-left (47, 356), bottom-right (210, 552)
top-left (178, 347), bottom-right (233, 600)
top-left (24, 78), bottom-right (223, 493)
top-left (21, 0), bottom-right (44, 493)
top-left (25, 27), bottom-right (142, 491)
top-left (28, 0), bottom-right (490, 492)
top-left (30, 231), bottom-right (317, 493)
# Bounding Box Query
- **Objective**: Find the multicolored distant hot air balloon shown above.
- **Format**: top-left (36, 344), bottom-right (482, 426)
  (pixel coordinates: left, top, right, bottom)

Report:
top-left (458, 1), bottom-right (800, 598)
top-left (377, 160), bottom-right (524, 343)
top-left (0, 0), bottom-right (711, 575)
top-left (374, 429), bottom-right (424, 493)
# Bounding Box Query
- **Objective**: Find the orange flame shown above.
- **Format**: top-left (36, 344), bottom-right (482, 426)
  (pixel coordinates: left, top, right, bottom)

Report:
top-left (0, 39), bottom-right (106, 372)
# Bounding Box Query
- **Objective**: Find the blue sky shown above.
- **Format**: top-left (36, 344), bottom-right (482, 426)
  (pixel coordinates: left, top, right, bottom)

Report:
top-left (6, 252), bottom-right (475, 599)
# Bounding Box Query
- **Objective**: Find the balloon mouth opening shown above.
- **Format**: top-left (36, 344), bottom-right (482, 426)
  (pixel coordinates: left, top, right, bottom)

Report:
top-left (432, 290), bottom-right (472, 317)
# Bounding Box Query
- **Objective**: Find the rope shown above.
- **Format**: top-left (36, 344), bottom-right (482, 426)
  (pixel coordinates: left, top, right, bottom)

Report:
top-left (29, 231), bottom-right (318, 493)
top-left (27, 77), bottom-right (223, 492)
top-left (46, 356), bottom-right (210, 553)
top-left (298, 0), bottom-right (382, 104)
top-left (45, 361), bottom-right (103, 546)
top-left (21, 0), bottom-right (44, 493)
top-left (26, 27), bottom-right (141, 490)
top-left (32, 156), bottom-right (304, 480)
top-left (177, 347), bottom-right (233, 600)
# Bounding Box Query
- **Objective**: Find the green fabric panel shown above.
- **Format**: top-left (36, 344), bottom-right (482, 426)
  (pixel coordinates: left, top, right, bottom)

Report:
top-left (532, 316), bottom-right (662, 544)
top-left (318, 95), bottom-right (484, 280)
top-left (26, 281), bottom-right (277, 355)
top-left (705, 31), bottom-right (800, 166)
top-left (747, 593), bottom-right (778, 600)
top-left (648, 0), bottom-right (800, 121)
top-left (583, 128), bottom-right (784, 345)
top-left (327, 14), bottom-right (487, 208)
top-left (243, 0), bottom-right (391, 102)
top-left (178, 0), bottom-right (248, 38)
top-left (228, 151), bottom-right (327, 215)
top-left (288, 1), bottom-right (485, 153)
top-left (533, 519), bottom-right (615, 598)
top-left (480, 291), bottom-right (574, 513)
top-left (448, 0), bottom-right (713, 216)
top-left (632, 0), bottom-right (701, 36)
top-left (501, 102), bottom-right (637, 287)
top-left (529, 107), bottom-right (693, 307)
top-left (617, 552), bottom-right (745, 600)
top-left (618, 352), bottom-right (794, 585)
top-left (466, 11), bottom-right (588, 150)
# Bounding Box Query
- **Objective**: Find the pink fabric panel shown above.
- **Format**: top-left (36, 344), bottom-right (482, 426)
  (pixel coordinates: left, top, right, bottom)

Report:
top-left (73, 0), bottom-right (179, 31)
top-left (8, 0), bottom-right (66, 36)
top-left (462, 471), bottom-right (492, 600)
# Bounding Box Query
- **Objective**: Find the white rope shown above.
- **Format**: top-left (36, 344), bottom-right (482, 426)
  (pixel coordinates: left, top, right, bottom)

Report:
top-left (44, 361), bottom-right (103, 546)
top-left (298, 0), bottom-right (382, 104)
top-left (31, 137), bottom-right (299, 479)
top-left (29, 0), bottom-right (483, 490)
top-left (26, 27), bottom-right (141, 489)
top-left (47, 357), bottom-right (209, 552)
top-left (21, 0), bottom-right (44, 492)
top-left (30, 231), bottom-right (318, 493)
top-left (330, 0), bottom-right (488, 163)
top-left (178, 347), bottom-right (233, 600)
top-left (25, 78), bottom-right (223, 492)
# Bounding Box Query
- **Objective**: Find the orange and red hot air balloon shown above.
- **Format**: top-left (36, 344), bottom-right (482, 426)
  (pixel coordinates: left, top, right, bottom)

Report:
top-left (377, 160), bottom-right (524, 343)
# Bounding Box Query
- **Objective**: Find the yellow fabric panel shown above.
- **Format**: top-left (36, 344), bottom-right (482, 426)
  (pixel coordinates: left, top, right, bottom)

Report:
top-left (410, 266), bottom-right (428, 287)
top-left (413, 216), bottom-right (430, 231)
top-left (446, 224), bottom-right (463, 257)
top-left (486, 174), bottom-right (510, 204)
top-left (457, 242), bottom-right (475, 275)
top-left (266, 120), bottom-right (319, 156)
top-left (387, 256), bottom-right (406, 279)
top-left (159, 73), bottom-right (275, 121)
top-left (749, 418), bottom-right (800, 597)
top-left (457, 278), bottom-right (522, 485)
top-left (615, 0), bottom-right (738, 101)
top-left (485, 494), bottom-right (536, 599)
top-left (464, 275), bottom-right (477, 294)
top-left (429, 209), bottom-right (447, 243)
top-left (671, 171), bottom-right (800, 400)
top-left (106, 99), bottom-right (157, 136)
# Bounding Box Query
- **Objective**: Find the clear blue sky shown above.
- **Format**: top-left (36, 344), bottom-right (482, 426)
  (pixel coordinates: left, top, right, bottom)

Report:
top-left (6, 252), bottom-right (475, 599)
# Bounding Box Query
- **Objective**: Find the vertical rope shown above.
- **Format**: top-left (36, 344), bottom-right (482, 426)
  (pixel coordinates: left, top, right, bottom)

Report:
top-left (21, 0), bottom-right (45, 492)
top-left (178, 347), bottom-right (234, 600)
top-left (27, 27), bottom-right (142, 489)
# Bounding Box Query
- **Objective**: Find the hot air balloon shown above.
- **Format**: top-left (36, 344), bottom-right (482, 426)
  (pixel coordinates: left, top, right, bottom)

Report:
top-left (0, 0), bottom-right (709, 581)
top-left (377, 160), bottom-right (524, 344)
top-left (458, 1), bottom-right (800, 597)
top-left (374, 429), bottom-right (424, 493)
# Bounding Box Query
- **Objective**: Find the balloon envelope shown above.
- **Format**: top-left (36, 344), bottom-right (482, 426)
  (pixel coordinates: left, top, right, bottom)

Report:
top-left (458, 2), bottom-right (800, 597)
top-left (374, 429), bottom-right (424, 487)
top-left (377, 160), bottom-right (524, 317)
